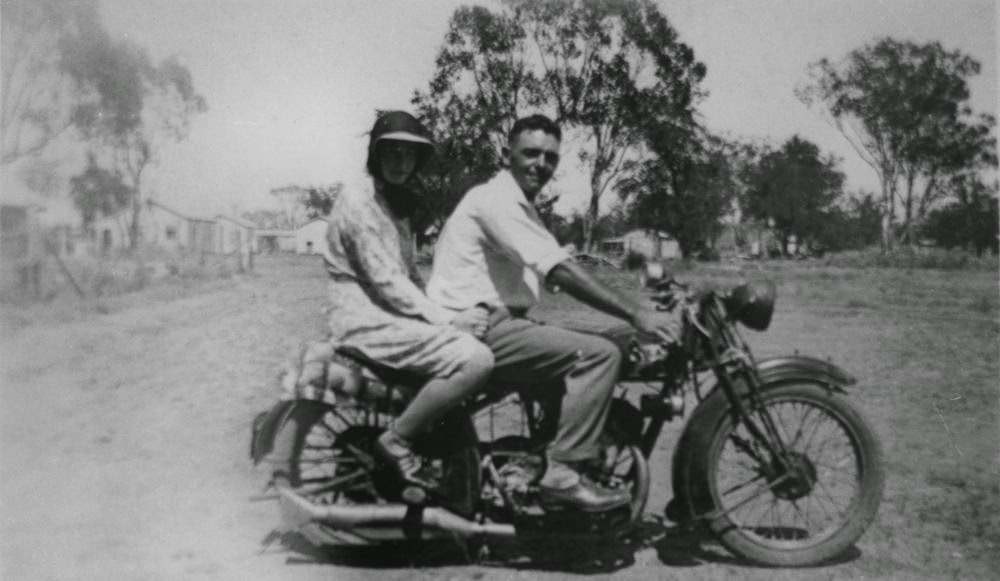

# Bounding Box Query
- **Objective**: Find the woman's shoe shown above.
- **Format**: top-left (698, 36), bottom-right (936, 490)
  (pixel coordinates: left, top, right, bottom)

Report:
top-left (374, 430), bottom-right (440, 490)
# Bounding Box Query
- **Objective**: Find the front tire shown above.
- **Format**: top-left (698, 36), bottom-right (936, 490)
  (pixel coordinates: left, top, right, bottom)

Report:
top-left (687, 383), bottom-right (884, 567)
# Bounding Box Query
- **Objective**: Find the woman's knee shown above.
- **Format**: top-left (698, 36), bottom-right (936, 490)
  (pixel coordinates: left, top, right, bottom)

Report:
top-left (467, 342), bottom-right (496, 378)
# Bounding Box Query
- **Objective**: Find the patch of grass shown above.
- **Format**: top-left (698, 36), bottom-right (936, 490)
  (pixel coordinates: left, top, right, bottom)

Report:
top-left (969, 293), bottom-right (997, 314)
top-left (822, 246), bottom-right (998, 271)
top-left (845, 298), bottom-right (873, 309)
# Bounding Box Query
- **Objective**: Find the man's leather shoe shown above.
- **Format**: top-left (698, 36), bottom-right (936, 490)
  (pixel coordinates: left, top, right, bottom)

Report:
top-left (539, 476), bottom-right (631, 513)
top-left (374, 430), bottom-right (440, 491)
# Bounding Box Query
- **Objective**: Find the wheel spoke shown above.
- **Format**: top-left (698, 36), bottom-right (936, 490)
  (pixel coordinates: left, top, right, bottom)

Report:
top-left (296, 468), bottom-right (370, 495)
top-left (789, 404), bottom-right (814, 448)
top-left (772, 405), bottom-right (795, 447)
top-left (801, 408), bottom-right (830, 453)
top-left (790, 498), bottom-right (810, 532)
top-left (721, 472), bottom-right (766, 497)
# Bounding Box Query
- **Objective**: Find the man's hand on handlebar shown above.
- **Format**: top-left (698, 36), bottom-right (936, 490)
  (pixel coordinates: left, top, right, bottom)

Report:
top-left (630, 307), bottom-right (682, 344)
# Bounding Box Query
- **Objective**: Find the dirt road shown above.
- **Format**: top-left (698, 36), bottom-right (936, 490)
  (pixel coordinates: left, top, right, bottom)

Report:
top-left (1, 256), bottom-right (993, 580)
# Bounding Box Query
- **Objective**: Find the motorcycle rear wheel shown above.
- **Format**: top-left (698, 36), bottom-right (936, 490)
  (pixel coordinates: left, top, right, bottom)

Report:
top-left (688, 383), bottom-right (884, 567)
top-left (270, 401), bottom-right (480, 546)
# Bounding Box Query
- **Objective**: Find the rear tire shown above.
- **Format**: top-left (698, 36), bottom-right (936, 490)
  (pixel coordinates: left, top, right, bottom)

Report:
top-left (270, 401), bottom-right (481, 546)
top-left (686, 383), bottom-right (883, 567)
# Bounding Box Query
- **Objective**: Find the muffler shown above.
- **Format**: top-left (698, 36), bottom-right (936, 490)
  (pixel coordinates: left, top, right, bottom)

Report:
top-left (278, 486), bottom-right (516, 539)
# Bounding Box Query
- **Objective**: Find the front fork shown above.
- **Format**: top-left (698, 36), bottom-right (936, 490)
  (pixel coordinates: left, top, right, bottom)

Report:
top-left (712, 359), bottom-right (795, 477)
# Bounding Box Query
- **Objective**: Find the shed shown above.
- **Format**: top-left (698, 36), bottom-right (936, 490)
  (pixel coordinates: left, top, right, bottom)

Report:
top-left (1, 195), bottom-right (45, 295)
top-left (89, 199), bottom-right (216, 255)
top-left (602, 229), bottom-right (679, 259)
top-left (215, 214), bottom-right (256, 255)
top-left (295, 218), bottom-right (328, 254)
top-left (256, 229), bottom-right (296, 253)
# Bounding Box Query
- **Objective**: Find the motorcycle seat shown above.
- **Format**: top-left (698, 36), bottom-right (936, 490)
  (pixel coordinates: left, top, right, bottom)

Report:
top-left (334, 347), bottom-right (428, 388)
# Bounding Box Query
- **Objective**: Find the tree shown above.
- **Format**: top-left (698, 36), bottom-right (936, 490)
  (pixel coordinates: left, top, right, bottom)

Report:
top-left (302, 183), bottom-right (343, 218)
top-left (270, 186), bottom-right (310, 229)
top-left (242, 209), bottom-right (287, 230)
top-left (924, 175), bottom-right (999, 256)
top-left (69, 152), bottom-right (130, 226)
top-left (412, 0), bottom-right (705, 249)
top-left (799, 37), bottom-right (997, 250)
top-left (17, 157), bottom-right (64, 198)
top-left (619, 130), bottom-right (737, 259)
top-left (842, 193), bottom-right (883, 250)
top-left (411, 5), bottom-right (536, 232)
top-left (742, 136), bottom-right (846, 252)
top-left (807, 193), bottom-right (881, 253)
top-left (1, 0), bottom-right (101, 165)
top-left (60, 25), bottom-right (206, 250)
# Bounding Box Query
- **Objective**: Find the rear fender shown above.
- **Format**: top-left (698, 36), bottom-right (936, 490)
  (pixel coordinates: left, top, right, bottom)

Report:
top-left (250, 399), bottom-right (329, 465)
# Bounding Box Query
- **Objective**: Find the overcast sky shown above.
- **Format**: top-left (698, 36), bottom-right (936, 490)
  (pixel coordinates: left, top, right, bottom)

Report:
top-left (88, 0), bottom-right (998, 218)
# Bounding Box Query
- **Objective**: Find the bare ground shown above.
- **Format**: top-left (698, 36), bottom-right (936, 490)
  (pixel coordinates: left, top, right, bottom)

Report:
top-left (1, 255), bottom-right (997, 581)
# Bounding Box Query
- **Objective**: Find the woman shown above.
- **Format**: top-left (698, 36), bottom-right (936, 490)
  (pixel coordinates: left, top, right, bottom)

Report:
top-left (322, 111), bottom-right (493, 490)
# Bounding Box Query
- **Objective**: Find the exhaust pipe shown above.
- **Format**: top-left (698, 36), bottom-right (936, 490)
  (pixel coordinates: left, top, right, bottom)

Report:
top-left (278, 486), bottom-right (516, 539)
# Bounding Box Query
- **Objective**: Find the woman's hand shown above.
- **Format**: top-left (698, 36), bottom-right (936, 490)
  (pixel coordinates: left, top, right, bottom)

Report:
top-left (450, 305), bottom-right (490, 338)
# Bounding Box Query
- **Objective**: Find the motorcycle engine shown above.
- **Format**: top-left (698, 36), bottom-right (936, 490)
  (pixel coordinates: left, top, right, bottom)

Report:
top-left (486, 450), bottom-right (545, 510)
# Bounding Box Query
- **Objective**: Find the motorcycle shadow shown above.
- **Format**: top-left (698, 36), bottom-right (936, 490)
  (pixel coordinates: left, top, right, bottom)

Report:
top-left (269, 516), bottom-right (862, 572)
top-left (649, 520), bottom-right (863, 569)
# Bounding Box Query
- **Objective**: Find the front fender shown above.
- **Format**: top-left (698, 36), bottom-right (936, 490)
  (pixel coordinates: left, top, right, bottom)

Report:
top-left (754, 355), bottom-right (856, 392)
top-left (667, 354), bottom-right (856, 523)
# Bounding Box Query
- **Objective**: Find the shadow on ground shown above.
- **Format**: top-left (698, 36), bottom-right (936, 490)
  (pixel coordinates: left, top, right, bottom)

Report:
top-left (265, 515), bottom-right (863, 573)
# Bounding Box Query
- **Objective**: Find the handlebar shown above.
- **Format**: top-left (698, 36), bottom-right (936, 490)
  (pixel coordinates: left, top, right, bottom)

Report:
top-left (650, 278), bottom-right (692, 310)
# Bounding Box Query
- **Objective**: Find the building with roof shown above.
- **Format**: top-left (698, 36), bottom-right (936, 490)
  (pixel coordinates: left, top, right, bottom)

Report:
top-left (214, 214), bottom-right (256, 255)
top-left (295, 218), bottom-right (328, 254)
top-left (600, 229), bottom-right (680, 260)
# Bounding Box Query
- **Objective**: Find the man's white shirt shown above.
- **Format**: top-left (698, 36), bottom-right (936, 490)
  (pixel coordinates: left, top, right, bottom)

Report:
top-left (427, 171), bottom-right (570, 312)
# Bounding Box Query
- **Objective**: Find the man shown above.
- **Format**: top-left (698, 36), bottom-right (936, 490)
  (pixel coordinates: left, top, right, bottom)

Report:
top-left (427, 114), bottom-right (680, 512)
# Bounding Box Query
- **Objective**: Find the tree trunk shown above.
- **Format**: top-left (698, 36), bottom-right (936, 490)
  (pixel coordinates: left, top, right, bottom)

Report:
top-left (583, 170), bottom-right (603, 253)
top-left (916, 174), bottom-right (938, 222)
top-left (879, 173), bottom-right (896, 252)
top-left (129, 195), bottom-right (142, 251)
top-left (902, 171), bottom-right (916, 245)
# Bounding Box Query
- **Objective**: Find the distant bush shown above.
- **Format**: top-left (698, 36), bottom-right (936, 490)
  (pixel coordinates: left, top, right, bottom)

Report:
top-left (696, 247), bottom-right (721, 262)
top-left (624, 251), bottom-right (646, 270)
top-left (821, 246), bottom-right (997, 271)
top-left (36, 250), bottom-right (237, 300)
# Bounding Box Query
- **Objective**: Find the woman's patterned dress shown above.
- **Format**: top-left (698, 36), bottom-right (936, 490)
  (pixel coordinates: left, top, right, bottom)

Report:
top-left (321, 185), bottom-right (478, 377)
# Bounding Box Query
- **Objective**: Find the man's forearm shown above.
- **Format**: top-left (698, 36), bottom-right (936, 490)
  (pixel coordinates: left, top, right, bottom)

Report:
top-left (545, 260), bottom-right (641, 323)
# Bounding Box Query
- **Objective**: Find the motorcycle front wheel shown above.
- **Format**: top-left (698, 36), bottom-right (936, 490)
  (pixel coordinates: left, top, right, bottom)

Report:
top-left (687, 383), bottom-right (884, 567)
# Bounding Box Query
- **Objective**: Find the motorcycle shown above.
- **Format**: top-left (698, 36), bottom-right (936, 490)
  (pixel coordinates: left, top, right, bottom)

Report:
top-left (250, 276), bottom-right (884, 567)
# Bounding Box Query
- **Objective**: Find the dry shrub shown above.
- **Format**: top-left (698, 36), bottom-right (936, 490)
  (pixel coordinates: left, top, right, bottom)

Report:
top-left (47, 249), bottom-right (235, 299)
